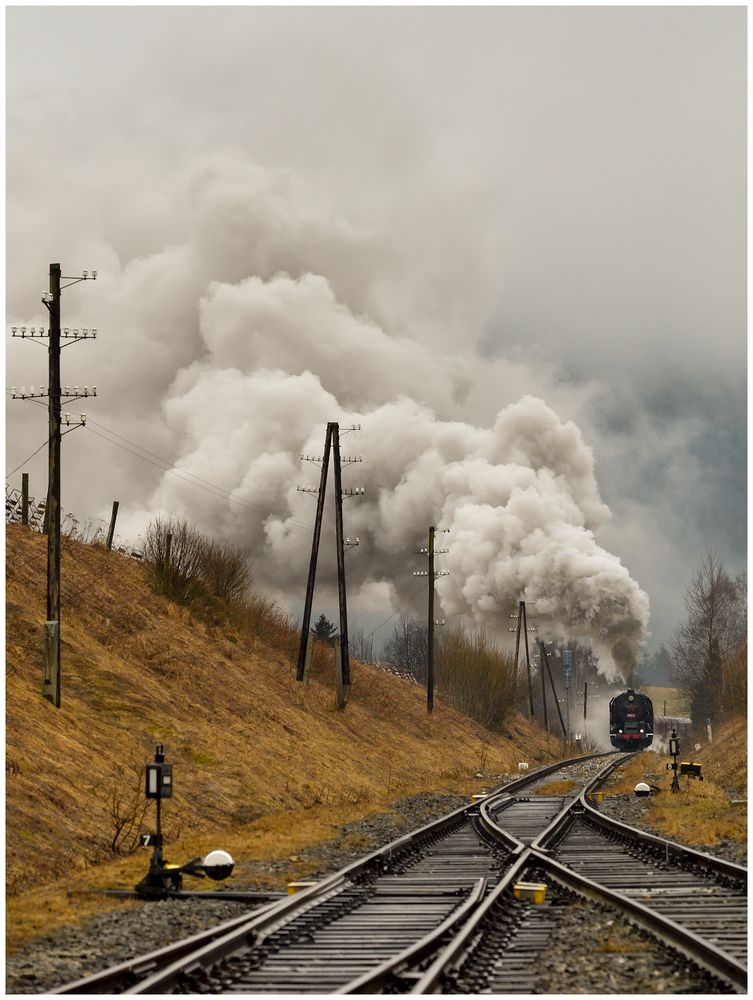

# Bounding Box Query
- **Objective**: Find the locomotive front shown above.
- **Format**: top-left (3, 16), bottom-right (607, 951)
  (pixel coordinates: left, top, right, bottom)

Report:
top-left (609, 688), bottom-right (654, 750)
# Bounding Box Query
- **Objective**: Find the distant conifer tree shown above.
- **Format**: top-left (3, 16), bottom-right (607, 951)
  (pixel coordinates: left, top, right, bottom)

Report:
top-left (312, 613), bottom-right (338, 646)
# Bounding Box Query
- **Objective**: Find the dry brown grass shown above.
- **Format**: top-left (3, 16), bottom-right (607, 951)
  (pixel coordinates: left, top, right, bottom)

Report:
top-left (602, 752), bottom-right (665, 796)
top-left (602, 729), bottom-right (746, 848)
top-left (533, 779), bottom-right (577, 796)
top-left (647, 779), bottom-right (747, 846)
top-left (6, 525), bottom-right (560, 951)
top-left (694, 715), bottom-right (747, 795)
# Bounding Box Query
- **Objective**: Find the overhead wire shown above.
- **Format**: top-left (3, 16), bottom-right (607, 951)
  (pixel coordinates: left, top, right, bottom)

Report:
top-left (367, 579), bottom-right (429, 640)
top-left (7, 393), bottom-right (414, 633)
top-left (6, 437), bottom-right (49, 479)
top-left (6, 391), bottom-right (314, 530)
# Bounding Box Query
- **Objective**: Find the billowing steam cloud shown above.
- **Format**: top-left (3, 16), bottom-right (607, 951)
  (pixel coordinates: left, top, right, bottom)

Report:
top-left (7, 8), bottom-right (743, 669)
top-left (108, 165), bottom-right (650, 680)
top-left (9, 153), bottom-right (649, 678)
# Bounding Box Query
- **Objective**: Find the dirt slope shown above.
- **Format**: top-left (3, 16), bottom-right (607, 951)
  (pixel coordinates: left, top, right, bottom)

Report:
top-left (6, 524), bottom-right (560, 946)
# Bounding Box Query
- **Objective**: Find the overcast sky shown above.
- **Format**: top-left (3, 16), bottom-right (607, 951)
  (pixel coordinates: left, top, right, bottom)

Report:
top-left (6, 6), bottom-right (746, 661)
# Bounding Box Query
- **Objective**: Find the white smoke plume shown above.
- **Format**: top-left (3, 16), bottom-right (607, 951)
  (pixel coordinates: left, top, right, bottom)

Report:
top-left (146, 362), bottom-right (648, 678)
top-left (78, 158), bottom-right (648, 681)
top-left (9, 153), bottom-right (649, 678)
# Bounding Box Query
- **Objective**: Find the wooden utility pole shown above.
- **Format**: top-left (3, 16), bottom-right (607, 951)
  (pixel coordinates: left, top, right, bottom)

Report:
top-left (521, 601), bottom-right (535, 719)
top-left (332, 424), bottom-right (351, 689)
top-left (45, 263), bottom-right (62, 707)
top-left (11, 263), bottom-right (97, 707)
top-left (427, 525), bottom-right (436, 712)
top-left (540, 657), bottom-right (549, 732)
top-left (334, 637), bottom-right (345, 710)
top-left (584, 681), bottom-right (588, 720)
top-left (540, 641), bottom-right (567, 738)
top-left (21, 473), bottom-right (29, 526)
top-left (511, 600), bottom-right (535, 719)
top-left (296, 424), bottom-right (333, 681)
top-left (106, 500), bottom-right (120, 550)
top-left (296, 421), bottom-right (362, 695)
top-left (513, 600), bottom-right (522, 699)
top-left (413, 526), bottom-right (448, 712)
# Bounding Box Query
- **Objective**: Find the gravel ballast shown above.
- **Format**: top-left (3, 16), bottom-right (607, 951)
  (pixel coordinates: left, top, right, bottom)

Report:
top-left (534, 889), bottom-right (729, 994)
top-left (8, 759), bottom-right (746, 994)
top-left (6, 791), bottom-right (471, 994)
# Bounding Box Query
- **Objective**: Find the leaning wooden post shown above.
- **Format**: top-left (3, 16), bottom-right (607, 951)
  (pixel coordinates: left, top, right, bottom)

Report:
top-left (335, 637), bottom-right (345, 710)
top-left (106, 500), bottom-right (120, 550)
top-left (303, 631), bottom-right (313, 688)
top-left (21, 473), bottom-right (29, 526)
top-left (540, 642), bottom-right (567, 738)
top-left (521, 601), bottom-right (535, 719)
top-left (540, 657), bottom-right (549, 733)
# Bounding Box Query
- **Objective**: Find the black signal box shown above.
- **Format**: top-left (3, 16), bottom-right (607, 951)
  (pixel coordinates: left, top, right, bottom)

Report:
top-left (145, 761), bottom-right (173, 799)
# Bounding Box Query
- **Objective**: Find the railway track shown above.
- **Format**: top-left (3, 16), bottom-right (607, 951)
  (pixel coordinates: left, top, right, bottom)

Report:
top-left (552, 758), bottom-right (748, 965)
top-left (54, 751), bottom-right (747, 994)
top-left (418, 755), bottom-right (747, 994)
top-left (54, 753), bottom-right (607, 994)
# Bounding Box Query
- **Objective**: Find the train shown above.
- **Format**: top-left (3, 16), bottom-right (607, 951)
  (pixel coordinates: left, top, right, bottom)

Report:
top-left (609, 688), bottom-right (654, 750)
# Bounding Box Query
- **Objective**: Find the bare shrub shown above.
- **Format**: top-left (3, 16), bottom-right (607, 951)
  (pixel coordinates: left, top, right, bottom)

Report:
top-left (142, 516), bottom-right (206, 603)
top-left (437, 628), bottom-right (519, 731)
top-left (142, 515), bottom-right (297, 656)
top-left (201, 540), bottom-right (251, 604)
top-left (240, 590), bottom-right (295, 649)
top-left (109, 756), bottom-right (149, 855)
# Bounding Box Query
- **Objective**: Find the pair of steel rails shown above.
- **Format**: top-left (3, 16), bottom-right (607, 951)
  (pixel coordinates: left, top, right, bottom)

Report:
top-left (55, 751), bottom-right (747, 994)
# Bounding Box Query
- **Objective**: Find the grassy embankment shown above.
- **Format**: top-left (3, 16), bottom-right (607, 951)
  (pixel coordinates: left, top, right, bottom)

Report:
top-left (6, 524), bottom-right (563, 951)
top-left (603, 716), bottom-right (747, 847)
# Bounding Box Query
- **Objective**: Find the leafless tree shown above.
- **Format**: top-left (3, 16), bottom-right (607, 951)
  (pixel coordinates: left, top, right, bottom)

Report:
top-left (349, 626), bottom-right (375, 663)
top-left (669, 550), bottom-right (746, 724)
top-left (383, 617), bottom-right (428, 682)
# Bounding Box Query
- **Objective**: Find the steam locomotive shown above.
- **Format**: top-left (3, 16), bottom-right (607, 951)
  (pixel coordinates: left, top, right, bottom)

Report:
top-left (609, 689), bottom-right (654, 750)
